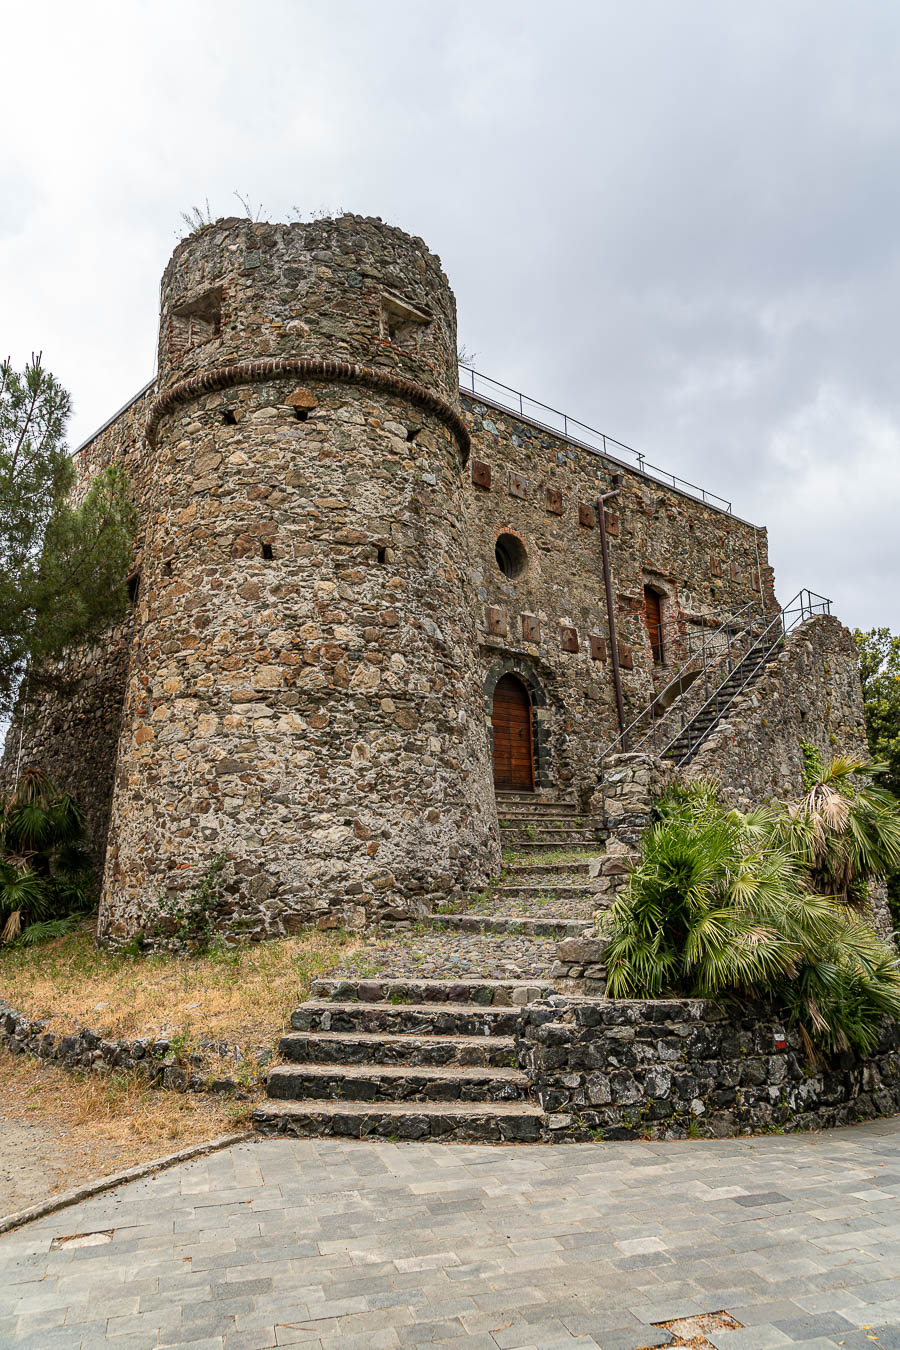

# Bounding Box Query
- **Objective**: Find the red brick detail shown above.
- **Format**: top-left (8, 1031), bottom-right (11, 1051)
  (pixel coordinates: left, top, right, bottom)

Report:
top-left (471, 460), bottom-right (491, 489)
top-left (561, 626), bottom-right (579, 653)
top-left (145, 357), bottom-right (472, 461)
top-left (589, 634), bottom-right (607, 662)
top-left (546, 487), bottom-right (563, 514)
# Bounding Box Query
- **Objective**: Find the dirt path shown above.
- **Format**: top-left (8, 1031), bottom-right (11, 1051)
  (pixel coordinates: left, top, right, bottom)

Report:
top-left (0, 1050), bottom-right (248, 1217)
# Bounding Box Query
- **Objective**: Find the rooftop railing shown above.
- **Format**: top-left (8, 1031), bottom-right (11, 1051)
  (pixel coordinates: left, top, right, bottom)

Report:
top-left (458, 364), bottom-right (733, 515)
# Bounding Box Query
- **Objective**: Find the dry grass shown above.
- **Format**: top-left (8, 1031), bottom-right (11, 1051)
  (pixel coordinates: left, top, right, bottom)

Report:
top-left (0, 1050), bottom-right (247, 1210)
top-left (0, 927), bottom-right (358, 1056)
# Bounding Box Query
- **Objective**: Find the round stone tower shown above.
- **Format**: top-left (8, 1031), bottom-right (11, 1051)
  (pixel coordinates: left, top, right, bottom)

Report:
top-left (98, 215), bottom-right (498, 940)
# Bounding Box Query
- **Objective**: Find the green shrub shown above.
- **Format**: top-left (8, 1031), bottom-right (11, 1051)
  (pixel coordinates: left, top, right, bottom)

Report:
top-left (600, 774), bottom-right (900, 1058)
top-left (0, 768), bottom-right (94, 944)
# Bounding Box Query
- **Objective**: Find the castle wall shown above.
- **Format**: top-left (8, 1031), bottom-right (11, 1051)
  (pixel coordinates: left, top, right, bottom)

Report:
top-left (0, 387), bottom-right (154, 870)
top-left (97, 216), bottom-right (497, 942)
top-left (463, 397), bottom-right (777, 801)
top-left (6, 212), bottom-right (873, 945)
top-left (687, 614), bottom-right (869, 805)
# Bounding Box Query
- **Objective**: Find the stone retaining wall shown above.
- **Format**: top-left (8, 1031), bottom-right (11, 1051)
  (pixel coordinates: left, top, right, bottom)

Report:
top-left (518, 996), bottom-right (900, 1140)
top-left (0, 1003), bottom-right (261, 1096)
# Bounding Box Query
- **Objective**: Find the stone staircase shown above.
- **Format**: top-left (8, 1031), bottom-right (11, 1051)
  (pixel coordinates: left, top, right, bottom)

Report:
top-left (663, 636), bottom-right (777, 765)
top-left (253, 791), bottom-right (608, 1142)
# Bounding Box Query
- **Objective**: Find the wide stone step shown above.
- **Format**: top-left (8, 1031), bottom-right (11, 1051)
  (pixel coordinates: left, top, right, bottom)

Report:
top-left (267, 1062), bottom-right (529, 1103)
top-left (503, 840), bottom-right (602, 854)
top-left (503, 860), bottom-right (591, 876)
top-left (278, 1030), bottom-right (518, 1067)
top-left (290, 1000), bottom-right (524, 1036)
top-left (489, 883), bottom-right (595, 900)
top-left (427, 914), bottom-right (591, 938)
top-left (253, 1099), bottom-right (546, 1143)
top-left (309, 977), bottom-right (553, 1005)
top-left (496, 806), bottom-right (581, 820)
top-left (500, 828), bottom-right (605, 845)
top-left (495, 791), bottom-right (576, 805)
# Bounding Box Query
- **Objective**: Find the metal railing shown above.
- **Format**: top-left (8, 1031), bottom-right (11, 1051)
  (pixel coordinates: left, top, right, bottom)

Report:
top-left (458, 364), bottom-right (733, 514)
top-left (599, 599), bottom-right (771, 760)
top-left (661, 589), bottom-right (831, 767)
top-left (601, 589), bottom-right (831, 769)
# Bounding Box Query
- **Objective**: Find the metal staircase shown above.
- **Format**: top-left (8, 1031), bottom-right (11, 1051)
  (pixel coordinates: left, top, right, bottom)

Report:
top-left (602, 590), bottom-right (832, 769)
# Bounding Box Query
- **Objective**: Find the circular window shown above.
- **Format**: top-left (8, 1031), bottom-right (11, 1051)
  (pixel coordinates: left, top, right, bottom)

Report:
top-left (495, 533), bottom-right (528, 579)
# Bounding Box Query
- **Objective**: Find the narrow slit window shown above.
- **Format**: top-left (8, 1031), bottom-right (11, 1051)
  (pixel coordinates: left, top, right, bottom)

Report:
top-left (127, 571), bottom-right (141, 606)
top-left (261, 542), bottom-right (274, 561)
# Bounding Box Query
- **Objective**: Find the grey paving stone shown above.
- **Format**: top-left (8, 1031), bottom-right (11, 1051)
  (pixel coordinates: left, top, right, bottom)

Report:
top-left (772, 1311), bottom-right (858, 1340)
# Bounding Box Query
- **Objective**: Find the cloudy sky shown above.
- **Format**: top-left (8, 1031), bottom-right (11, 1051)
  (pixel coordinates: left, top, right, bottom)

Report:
top-left (3, 0), bottom-right (899, 630)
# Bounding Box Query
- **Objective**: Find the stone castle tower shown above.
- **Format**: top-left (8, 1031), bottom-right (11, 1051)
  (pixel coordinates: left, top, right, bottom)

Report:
top-left (98, 216), bottom-right (500, 938)
top-left (1, 214), bottom-right (871, 943)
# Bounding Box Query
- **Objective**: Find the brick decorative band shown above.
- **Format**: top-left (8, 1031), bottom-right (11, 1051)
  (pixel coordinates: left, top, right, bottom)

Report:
top-left (145, 357), bottom-right (471, 459)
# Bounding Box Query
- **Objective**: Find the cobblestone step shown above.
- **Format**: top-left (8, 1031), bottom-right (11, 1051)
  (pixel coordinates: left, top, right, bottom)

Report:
top-left (267, 1061), bottom-right (529, 1103)
top-left (500, 828), bottom-right (605, 845)
top-left (502, 860), bottom-right (591, 876)
top-left (253, 1098), bottom-right (546, 1142)
top-left (488, 883), bottom-right (595, 900)
top-left (278, 1029), bottom-right (518, 1067)
top-left (495, 791), bottom-right (576, 805)
top-left (290, 1000), bottom-right (525, 1036)
top-left (309, 976), bottom-right (554, 1005)
top-left (502, 839), bottom-right (602, 854)
top-left (427, 913), bottom-right (591, 938)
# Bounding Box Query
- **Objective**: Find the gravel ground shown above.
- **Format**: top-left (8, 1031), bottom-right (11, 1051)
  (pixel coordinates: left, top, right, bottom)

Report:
top-left (332, 930), bottom-right (560, 981)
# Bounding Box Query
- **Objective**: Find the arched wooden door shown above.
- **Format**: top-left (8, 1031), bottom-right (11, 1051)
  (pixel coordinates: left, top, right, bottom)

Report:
top-left (491, 675), bottom-right (534, 791)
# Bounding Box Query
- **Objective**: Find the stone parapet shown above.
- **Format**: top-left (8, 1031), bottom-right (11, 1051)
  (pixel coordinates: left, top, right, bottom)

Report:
top-left (517, 996), bottom-right (900, 1140)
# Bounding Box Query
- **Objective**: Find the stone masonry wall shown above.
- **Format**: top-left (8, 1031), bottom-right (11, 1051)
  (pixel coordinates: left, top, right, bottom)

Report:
top-left (464, 396), bottom-right (777, 803)
top-left (519, 996), bottom-right (900, 1140)
top-left (688, 614), bottom-right (869, 806)
top-left (0, 387), bottom-right (154, 871)
top-left (98, 216), bottom-right (498, 942)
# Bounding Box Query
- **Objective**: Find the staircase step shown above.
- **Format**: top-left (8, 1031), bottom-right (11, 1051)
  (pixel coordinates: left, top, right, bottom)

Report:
top-left (503, 840), bottom-right (602, 854)
top-left (278, 1030), bottom-right (517, 1067)
top-left (500, 829), bottom-right (604, 844)
top-left (253, 1098), bottom-right (546, 1143)
top-left (503, 860), bottom-right (591, 876)
top-left (291, 1000), bottom-right (524, 1036)
top-left (309, 977), bottom-right (553, 1005)
top-left (267, 1062), bottom-right (529, 1104)
top-left (428, 914), bottom-right (590, 938)
top-left (489, 884), bottom-right (595, 900)
top-left (495, 791), bottom-right (575, 804)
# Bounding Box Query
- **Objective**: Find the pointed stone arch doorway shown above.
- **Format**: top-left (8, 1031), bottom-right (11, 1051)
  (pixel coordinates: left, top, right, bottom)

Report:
top-left (491, 673), bottom-right (535, 791)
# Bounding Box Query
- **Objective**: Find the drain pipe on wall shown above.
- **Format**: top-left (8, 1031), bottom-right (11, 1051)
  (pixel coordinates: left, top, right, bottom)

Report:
top-left (596, 485), bottom-right (627, 751)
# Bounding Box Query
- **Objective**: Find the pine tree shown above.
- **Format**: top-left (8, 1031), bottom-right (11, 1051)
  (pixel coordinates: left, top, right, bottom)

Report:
top-left (0, 354), bottom-right (136, 719)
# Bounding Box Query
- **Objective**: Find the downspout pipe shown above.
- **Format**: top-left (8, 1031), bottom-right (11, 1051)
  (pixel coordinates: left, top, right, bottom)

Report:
top-left (596, 489), bottom-right (627, 751)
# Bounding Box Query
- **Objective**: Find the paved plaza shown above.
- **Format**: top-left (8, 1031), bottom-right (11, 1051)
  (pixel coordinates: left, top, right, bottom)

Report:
top-left (1, 1119), bottom-right (899, 1350)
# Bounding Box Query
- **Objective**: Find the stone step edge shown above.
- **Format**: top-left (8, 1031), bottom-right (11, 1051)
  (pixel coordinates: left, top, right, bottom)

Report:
top-left (309, 978), bottom-right (554, 1004)
top-left (268, 1062), bottom-right (527, 1084)
top-left (255, 1096), bottom-right (550, 1139)
top-left (294, 998), bottom-right (529, 1016)
top-left (279, 1030), bottom-right (517, 1049)
top-left (428, 915), bottom-right (591, 929)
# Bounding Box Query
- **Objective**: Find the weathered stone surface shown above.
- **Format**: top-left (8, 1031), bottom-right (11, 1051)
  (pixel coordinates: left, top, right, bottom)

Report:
top-left (518, 996), bottom-right (900, 1141)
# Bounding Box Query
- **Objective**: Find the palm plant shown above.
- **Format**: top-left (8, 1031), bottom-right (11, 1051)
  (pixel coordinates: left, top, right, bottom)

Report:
top-left (766, 756), bottom-right (900, 907)
top-left (0, 768), bottom-right (94, 943)
top-left (599, 777), bottom-right (900, 1057)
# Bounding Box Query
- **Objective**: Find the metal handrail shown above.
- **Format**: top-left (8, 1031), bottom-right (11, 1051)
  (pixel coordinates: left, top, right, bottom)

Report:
top-left (661, 589), bottom-right (832, 767)
top-left (459, 364), bottom-right (733, 514)
top-left (598, 599), bottom-right (767, 759)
